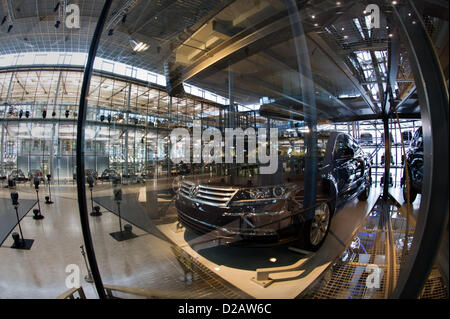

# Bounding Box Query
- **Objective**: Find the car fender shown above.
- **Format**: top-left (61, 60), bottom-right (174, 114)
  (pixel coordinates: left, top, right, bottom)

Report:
top-left (321, 174), bottom-right (338, 215)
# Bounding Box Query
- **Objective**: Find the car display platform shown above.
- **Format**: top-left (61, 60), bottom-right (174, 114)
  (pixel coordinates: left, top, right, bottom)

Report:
top-left (156, 191), bottom-right (377, 298)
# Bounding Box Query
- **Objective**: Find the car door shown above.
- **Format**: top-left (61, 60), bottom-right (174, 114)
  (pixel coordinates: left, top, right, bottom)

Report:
top-left (349, 138), bottom-right (366, 188)
top-left (333, 134), bottom-right (356, 195)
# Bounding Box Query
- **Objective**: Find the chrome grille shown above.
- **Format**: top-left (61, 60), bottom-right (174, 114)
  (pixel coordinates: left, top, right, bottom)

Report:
top-left (179, 180), bottom-right (238, 207)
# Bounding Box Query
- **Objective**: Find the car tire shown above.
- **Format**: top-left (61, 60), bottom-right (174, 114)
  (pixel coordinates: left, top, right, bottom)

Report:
top-left (358, 183), bottom-right (370, 201)
top-left (402, 168), bottom-right (417, 203)
top-left (299, 202), bottom-right (332, 251)
top-left (403, 184), bottom-right (417, 203)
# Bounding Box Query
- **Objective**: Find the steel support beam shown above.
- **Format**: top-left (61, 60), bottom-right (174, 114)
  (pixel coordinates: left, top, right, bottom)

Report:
top-left (308, 32), bottom-right (379, 115)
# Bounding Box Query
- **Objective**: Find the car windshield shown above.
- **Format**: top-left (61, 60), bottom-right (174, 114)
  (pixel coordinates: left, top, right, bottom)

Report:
top-left (196, 132), bottom-right (331, 185)
top-left (279, 132), bottom-right (330, 173)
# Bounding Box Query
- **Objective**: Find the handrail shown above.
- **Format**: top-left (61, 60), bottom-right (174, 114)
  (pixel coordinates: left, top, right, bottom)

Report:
top-left (57, 287), bottom-right (86, 299)
top-left (103, 284), bottom-right (187, 299)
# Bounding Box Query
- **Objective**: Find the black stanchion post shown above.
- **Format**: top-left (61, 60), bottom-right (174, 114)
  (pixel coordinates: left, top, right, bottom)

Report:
top-left (11, 193), bottom-right (24, 240)
top-left (45, 174), bottom-right (53, 204)
top-left (88, 175), bottom-right (102, 217)
top-left (109, 187), bottom-right (136, 241)
top-left (34, 178), bottom-right (42, 214)
top-left (114, 187), bottom-right (122, 232)
top-left (10, 192), bottom-right (34, 249)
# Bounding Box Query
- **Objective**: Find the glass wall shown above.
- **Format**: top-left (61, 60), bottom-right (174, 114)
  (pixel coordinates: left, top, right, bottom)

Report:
top-left (0, 67), bottom-right (233, 181)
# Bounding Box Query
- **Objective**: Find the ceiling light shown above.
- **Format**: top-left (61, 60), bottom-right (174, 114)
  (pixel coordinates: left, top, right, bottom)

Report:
top-left (311, 15), bottom-right (316, 19)
top-left (130, 39), bottom-right (149, 52)
top-left (343, 35), bottom-right (348, 39)
top-left (392, 1), bottom-right (398, 5)
top-left (336, 1), bottom-right (341, 5)
top-left (314, 23), bottom-right (319, 27)
top-left (269, 258), bottom-right (277, 263)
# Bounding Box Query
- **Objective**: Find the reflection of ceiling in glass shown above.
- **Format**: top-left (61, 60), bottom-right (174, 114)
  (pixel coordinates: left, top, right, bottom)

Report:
top-left (1, 0), bottom-right (445, 120)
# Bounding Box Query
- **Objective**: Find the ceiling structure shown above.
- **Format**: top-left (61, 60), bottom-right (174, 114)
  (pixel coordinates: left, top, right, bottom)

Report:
top-left (0, 0), bottom-right (448, 122)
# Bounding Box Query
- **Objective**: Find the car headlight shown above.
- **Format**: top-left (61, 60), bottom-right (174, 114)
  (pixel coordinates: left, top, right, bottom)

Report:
top-left (249, 188), bottom-right (271, 199)
top-left (246, 186), bottom-right (286, 199)
top-left (272, 186), bottom-right (285, 198)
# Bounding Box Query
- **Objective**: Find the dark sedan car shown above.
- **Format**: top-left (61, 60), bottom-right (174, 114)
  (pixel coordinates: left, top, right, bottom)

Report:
top-left (401, 127), bottom-right (423, 203)
top-left (8, 169), bottom-right (27, 182)
top-left (175, 131), bottom-right (371, 250)
top-left (99, 168), bottom-right (120, 181)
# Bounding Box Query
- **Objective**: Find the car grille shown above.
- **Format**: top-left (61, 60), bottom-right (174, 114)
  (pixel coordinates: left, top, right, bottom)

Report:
top-left (179, 180), bottom-right (238, 207)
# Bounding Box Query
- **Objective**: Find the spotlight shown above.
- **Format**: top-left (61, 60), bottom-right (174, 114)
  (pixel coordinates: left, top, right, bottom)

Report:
top-left (130, 39), bottom-right (149, 52)
top-left (55, 20), bottom-right (61, 28)
top-left (65, 110), bottom-right (70, 118)
top-left (42, 110), bottom-right (47, 119)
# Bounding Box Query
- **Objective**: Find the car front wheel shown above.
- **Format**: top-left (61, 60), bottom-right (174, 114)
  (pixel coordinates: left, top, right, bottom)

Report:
top-left (403, 184), bottom-right (417, 203)
top-left (358, 183), bottom-right (370, 201)
top-left (299, 202), bottom-right (332, 251)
